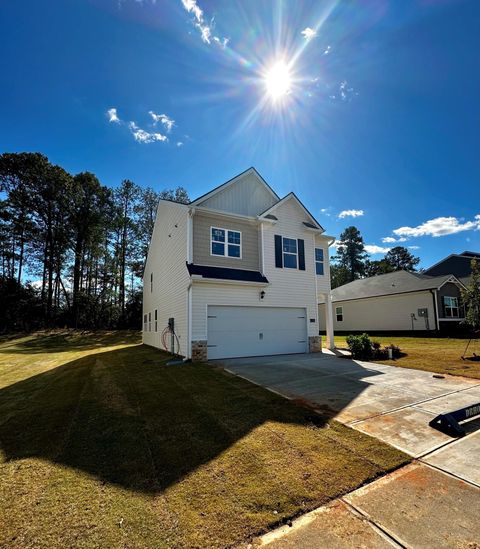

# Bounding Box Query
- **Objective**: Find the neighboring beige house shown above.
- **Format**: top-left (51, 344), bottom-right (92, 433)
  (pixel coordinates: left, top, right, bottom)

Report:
top-left (318, 270), bottom-right (466, 333)
top-left (143, 167), bottom-right (335, 361)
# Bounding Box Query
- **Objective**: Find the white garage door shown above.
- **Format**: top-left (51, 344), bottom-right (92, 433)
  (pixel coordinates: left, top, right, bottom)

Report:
top-left (207, 306), bottom-right (308, 360)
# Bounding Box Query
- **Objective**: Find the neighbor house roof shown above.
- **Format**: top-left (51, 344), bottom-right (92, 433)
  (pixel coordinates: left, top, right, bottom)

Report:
top-left (424, 251), bottom-right (480, 278)
top-left (331, 270), bottom-right (463, 303)
top-left (186, 263), bottom-right (269, 284)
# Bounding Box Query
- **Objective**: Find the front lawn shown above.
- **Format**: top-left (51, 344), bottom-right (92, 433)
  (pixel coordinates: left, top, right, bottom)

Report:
top-left (331, 335), bottom-right (480, 380)
top-left (0, 332), bottom-right (408, 548)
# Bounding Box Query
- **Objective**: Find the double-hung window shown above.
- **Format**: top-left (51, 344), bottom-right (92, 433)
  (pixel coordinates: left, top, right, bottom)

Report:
top-left (444, 296), bottom-right (459, 318)
top-left (282, 237), bottom-right (298, 269)
top-left (143, 314), bottom-right (147, 331)
top-left (148, 312), bottom-right (152, 332)
top-left (336, 306), bottom-right (343, 322)
top-left (315, 248), bottom-right (324, 275)
top-left (211, 227), bottom-right (241, 258)
top-left (154, 309), bottom-right (158, 332)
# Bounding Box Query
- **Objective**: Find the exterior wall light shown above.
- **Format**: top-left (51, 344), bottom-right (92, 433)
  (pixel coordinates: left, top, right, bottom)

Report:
top-left (260, 290), bottom-right (266, 300)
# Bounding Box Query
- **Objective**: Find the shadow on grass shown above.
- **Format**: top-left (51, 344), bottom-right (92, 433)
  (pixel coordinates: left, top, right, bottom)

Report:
top-left (0, 344), bottom-right (385, 494)
top-left (0, 330), bottom-right (141, 354)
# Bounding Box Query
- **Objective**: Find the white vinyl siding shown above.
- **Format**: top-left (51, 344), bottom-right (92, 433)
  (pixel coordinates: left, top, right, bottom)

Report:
top-left (143, 200), bottom-right (190, 353)
top-left (192, 198), bottom-right (322, 346)
top-left (194, 170), bottom-right (278, 216)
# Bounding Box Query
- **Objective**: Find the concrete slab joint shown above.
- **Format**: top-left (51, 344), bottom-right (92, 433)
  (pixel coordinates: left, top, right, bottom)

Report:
top-left (191, 340), bottom-right (207, 362)
top-left (309, 336), bottom-right (322, 353)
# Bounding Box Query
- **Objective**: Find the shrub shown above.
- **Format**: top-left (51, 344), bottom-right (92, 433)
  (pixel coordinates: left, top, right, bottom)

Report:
top-left (346, 335), bottom-right (402, 361)
top-left (346, 333), bottom-right (373, 360)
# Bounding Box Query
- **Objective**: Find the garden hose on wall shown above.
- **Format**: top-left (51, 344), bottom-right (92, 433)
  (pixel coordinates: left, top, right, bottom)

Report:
top-left (161, 325), bottom-right (180, 356)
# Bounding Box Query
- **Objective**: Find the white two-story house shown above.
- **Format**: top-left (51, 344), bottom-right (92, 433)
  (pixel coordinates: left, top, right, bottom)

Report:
top-left (143, 168), bottom-right (335, 361)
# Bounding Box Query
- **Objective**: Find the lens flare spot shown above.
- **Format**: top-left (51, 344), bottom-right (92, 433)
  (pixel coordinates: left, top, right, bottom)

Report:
top-left (264, 61), bottom-right (292, 102)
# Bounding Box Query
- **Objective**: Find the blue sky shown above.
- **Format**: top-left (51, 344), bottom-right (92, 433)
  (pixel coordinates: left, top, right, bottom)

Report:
top-left (0, 0), bottom-right (479, 268)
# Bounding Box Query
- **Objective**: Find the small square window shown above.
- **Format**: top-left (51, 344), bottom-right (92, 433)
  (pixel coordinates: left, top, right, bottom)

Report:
top-left (228, 231), bottom-right (241, 245)
top-left (212, 228), bottom-right (225, 242)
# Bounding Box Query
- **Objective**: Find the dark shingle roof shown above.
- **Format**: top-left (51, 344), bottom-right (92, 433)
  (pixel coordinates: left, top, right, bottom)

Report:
top-left (331, 270), bottom-right (455, 302)
top-left (186, 263), bottom-right (269, 284)
top-left (424, 252), bottom-right (480, 278)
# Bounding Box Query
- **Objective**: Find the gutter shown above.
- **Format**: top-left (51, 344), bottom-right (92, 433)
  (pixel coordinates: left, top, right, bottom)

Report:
top-left (430, 289), bottom-right (439, 331)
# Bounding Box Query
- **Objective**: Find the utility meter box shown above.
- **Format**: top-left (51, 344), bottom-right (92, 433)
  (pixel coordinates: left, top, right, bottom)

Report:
top-left (418, 308), bottom-right (428, 318)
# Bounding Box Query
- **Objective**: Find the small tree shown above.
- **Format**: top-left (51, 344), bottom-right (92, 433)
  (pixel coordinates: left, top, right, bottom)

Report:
top-left (461, 259), bottom-right (480, 332)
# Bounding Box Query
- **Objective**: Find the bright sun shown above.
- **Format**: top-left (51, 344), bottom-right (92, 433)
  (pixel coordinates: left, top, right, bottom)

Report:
top-left (264, 60), bottom-right (292, 102)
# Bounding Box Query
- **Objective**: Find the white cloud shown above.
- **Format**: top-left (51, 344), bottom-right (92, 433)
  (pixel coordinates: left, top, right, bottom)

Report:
top-left (381, 236), bottom-right (407, 243)
top-left (393, 215), bottom-right (480, 238)
top-left (149, 111), bottom-right (175, 132)
top-left (176, 141), bottom-right (184, 147)
top-left (409, 246), bottom-right (420, 250)
top-left (180, 0), bottom-right (228, 47)
top-left (320, 207), bottom-right (331, 217)
top-left (365, 245), bottom-right (391, 255)
top-left (338, 209), bottom-right (364, 219)
top-left (301, 27), bottom-right (317, 40)
top-left (128, 122), bottom-right (167, 143)
top-left (107, 108), bottom-right (120, 123)
top-left (323, 45), bottom-right (331, 55)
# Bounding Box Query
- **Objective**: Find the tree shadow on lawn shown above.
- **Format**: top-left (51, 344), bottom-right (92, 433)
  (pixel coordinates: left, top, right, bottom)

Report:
top-left (0, 344), bottom-right (387, 495)
top-left (0, 331), bottom-right (141, 355)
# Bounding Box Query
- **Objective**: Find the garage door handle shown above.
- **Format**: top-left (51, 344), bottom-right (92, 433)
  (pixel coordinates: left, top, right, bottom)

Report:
top-left (207, 315), bottom-right (217, 318)
top-left (207, 345), bottom-right (217, 347)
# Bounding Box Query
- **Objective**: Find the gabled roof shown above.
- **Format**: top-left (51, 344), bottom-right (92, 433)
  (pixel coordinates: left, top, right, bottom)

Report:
top-left (424, 251), bottom-right (480, 278)
top-left (331, 270), bottom-right (464, 303)
top-left (258, 192), bottom-right (324, 232)
top-left (190, 167), bottom-right (280, 207)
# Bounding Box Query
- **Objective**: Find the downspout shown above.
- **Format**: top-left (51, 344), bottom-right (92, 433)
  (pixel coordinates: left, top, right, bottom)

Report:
top-left (430, 289), bottom-right (439, 331)
top-left (185, 282), bottom-right (192, 361)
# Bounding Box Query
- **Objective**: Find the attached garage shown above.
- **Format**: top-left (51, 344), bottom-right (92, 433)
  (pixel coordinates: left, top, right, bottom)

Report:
top-left (207, 305), bottom-right (308, 359)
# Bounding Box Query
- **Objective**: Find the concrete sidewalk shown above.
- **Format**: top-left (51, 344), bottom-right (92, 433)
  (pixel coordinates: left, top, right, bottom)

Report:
top-left (218, 354), bottom-right (480, 547)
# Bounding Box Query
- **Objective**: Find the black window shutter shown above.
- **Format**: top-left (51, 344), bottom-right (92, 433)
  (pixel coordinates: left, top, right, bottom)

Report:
top-left (274, 235), bottom-right (283, 268)
top-left (298, 239), bottom-right (305, 270)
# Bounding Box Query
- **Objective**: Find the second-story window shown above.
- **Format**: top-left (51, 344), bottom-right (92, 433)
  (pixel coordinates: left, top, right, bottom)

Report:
top-left (282, 237), bottom-right (298, 269)
top-left (211, 227), bottom-right (241, 258)
top-left (315, 248), bottom-right (324, 275)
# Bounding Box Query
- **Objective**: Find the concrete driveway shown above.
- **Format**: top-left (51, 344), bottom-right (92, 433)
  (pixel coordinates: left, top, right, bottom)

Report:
top-left (217, 353), bottom-right (480, 547)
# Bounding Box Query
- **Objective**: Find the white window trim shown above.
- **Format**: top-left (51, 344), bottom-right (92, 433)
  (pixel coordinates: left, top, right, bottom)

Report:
top-left (315, 247), bottom-right (324, 276)
top-left (282, 236), bottom-right (298, 270)
top-left (210, 226), bottom-right (242, 259)
top-left (444, 296), bottom-right (460, 318)
top-left (335, 306), bottom-right (343, 322)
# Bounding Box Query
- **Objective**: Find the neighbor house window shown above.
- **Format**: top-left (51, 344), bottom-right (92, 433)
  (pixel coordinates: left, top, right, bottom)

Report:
top-left (444, 296), bottom-right (459, 318)
top-left (211, 227), bottom-right (241, 258)
top-left (143, 314), bottom-right (147, 331)
top-left (154, 309), bottom-right (158, 332)
top-left (148, 312), bottom-right (152, 332)
top-left (282, 237), bottom-right (298, 269)
top-left (150, 272), bottom-right (153, 292)
top-left (336, 306), bottom-right (343, 322)
top-left (315, 248), bottom-right (324, 275)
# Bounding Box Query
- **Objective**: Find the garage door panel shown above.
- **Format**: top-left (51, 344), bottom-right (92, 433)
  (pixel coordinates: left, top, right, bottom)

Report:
top-left (207, 306), bottom-right (308, 359)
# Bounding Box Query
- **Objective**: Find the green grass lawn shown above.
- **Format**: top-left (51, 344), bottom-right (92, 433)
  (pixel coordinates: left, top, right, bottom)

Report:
top-left (0, 331), bottom-right (408, 548)
top-left (331, 335), bottom-right (480, 380)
